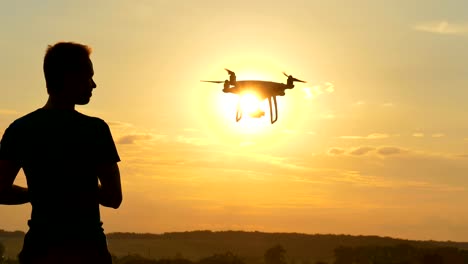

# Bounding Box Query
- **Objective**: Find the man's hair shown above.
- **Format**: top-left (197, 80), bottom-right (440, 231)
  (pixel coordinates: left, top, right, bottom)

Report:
top-left (43, 42), bottom-right (92, 95)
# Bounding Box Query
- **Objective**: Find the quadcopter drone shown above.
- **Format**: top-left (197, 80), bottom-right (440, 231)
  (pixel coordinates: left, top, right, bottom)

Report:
top-left (201, 69), bottom-right (306, 124)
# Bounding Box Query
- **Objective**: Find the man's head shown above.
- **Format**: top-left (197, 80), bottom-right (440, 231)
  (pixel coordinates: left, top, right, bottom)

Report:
top-left (43, 42), bottom-right (96, 105)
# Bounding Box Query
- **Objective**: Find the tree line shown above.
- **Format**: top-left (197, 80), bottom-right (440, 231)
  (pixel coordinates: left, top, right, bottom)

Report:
top-left (2, 242), bottom-right (468, 264)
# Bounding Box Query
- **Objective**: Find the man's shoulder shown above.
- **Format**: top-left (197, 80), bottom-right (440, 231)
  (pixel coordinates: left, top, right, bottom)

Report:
top-left (9, 109), bottom-right (109, 130)
top-left (7, 109), bottom-right (42, 129)
top-left (74, 111), bottom-right (108, 127)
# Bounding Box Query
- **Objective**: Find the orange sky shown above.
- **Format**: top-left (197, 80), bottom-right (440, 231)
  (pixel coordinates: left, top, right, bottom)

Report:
top-left (1, 0), bottom-right (468, 241)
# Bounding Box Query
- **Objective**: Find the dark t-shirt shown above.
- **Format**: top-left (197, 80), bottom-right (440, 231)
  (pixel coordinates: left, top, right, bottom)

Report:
top-left (0, 108), bottom-right (120, 239)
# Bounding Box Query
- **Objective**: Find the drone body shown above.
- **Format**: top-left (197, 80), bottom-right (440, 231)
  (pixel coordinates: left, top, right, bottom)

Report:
top-left (202, 69), bottom-right (306, 124)
top-left (223, 81), bottom-right (288, 98)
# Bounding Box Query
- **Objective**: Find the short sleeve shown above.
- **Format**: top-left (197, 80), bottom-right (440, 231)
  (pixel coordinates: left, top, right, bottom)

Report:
top-left (96, 120), bottom-right (120, 163)
top-left (0, 123), bottom-right (20, 161)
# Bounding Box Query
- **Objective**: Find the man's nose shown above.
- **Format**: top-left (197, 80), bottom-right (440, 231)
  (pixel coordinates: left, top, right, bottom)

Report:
top-left (91, 79), bottom-right (97, 89)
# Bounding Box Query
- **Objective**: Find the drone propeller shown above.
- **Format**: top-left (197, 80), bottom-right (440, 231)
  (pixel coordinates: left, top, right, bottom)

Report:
top-left (225, 68), bottom-right (235, 75)
top-left (283, 72), bottom-right (306, 83)
top-left (292, 77), bottom-right (306, 83)
top-left (200, 80), bottom-right (224, 83)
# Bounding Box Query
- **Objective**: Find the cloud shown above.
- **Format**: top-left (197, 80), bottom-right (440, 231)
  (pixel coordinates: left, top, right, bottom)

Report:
top-left (413, 21), bottom-right (468, 35)
top-left (303, 82), bottom-right (334, 99)
top-left (328, 148), bottom-right (346, 156)
top-left (291, 168), bottom-right (392, 188)
top-left (108, 121), bottom-right (134, 128)
top-left (324, 82), bottom-right (335, 93)
top-left (368, 133), bottom-right (392, 139)
top-left (0, 109), bottom-right (19, 116)
top-left (377, 146), bottom-right (405, 156)
top-left (349, 146), bottom-right (376, 156)
top-left (183, 128), bottom-right (200, 132)
top-left (413, 132), bottom-right (449, 139)
top-left (339, 133), bottom-right (390, 140)
top-left (327, 146), bottom-right (406, 157)
top-left (382, 102), bottom-right (394, 107)
top-left (109, 121), bottom-right (169, 145)
top-left (117, 133), bottom-right (162, 144)
top-left (175, 135), bottom-right (213, 146)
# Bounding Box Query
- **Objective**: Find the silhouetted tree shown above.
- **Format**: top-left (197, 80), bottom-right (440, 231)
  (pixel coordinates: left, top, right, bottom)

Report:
top-left (0, 242), bottom-right (4, 263)
top-left (198, 252), bottom-right (245, 264)
top-left (421, 253), bottom-right (443, 264)
top-left (265, 245), bottom-right (287, 264)
top-left (3, 260), bottom-right (20, 264)
top-left (333, 246), bottom-right (354, 264)
top-left (115, 254), bottom-right (157, 264)
top-left (156, 258), bottom-right (193, 264)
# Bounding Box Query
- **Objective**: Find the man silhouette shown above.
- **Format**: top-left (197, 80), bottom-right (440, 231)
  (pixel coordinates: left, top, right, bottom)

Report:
top-left (0, 42), bottom-right (122, 264)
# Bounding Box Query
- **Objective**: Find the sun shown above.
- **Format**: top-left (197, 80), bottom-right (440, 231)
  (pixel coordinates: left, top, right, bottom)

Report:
top-left (212, 90), bottom-right (271, 135)
top-left (238, 93), bottom-right (265, 119)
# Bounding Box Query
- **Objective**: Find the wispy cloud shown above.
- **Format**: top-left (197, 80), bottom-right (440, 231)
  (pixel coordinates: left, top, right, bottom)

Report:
top-left (413, 21), bottom-right (468, 35)
top-left (117, 133), bottom-right (164, 144)
top-left (382, 102), bottom-right (394, 107)
top-left (349, 146), bottom-right (376, 156)
top-left (108, 121), bottom-right (134, 128)
top-left (327, 146), bottom-right (407, 157)
top-left (175, 135), bottom-right (214, 146)
top-left (339, 133), bottom-right (391, 140)
top-left (303, 82), bottom-right (334, 99)
top-left (0, 109), bottom-right (19, 116)
top-left (377, 146), bottom-right (406, 156)
top-left (328, 148), bottom-right (346, 156)
top-left (411, 132), bottom-right (444, 138)
top-left (291, 169), bottom-right (393, 188)
top-left (183, 128), bottom-right (200, 132)
top-left (109, 120), bottom-right (168, 145)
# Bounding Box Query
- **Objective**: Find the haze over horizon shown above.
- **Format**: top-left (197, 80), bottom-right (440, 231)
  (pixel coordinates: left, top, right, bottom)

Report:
top-left (1, 1), bottom-right (468, 242)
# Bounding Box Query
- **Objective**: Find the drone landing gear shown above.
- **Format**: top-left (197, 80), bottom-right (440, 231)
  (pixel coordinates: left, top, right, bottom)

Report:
top-left (236, 100), bottom-right (242, 122)
top-left (268, 96), bottom-right (278, 124)
top-left (235, 96), bottom-right (278, 124)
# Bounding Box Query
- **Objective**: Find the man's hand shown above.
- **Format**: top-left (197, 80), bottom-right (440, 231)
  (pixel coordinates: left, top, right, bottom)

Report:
top-left (0, 160), bottom-right (29, 205)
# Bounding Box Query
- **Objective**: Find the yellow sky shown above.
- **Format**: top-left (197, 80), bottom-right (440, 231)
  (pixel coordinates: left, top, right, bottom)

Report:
top-left (1, 0), bottom-right (468, 241)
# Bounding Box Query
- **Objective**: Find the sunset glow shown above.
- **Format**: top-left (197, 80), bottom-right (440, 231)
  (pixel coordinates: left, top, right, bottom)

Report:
top-left (1, 0), bottom-right (468, 243)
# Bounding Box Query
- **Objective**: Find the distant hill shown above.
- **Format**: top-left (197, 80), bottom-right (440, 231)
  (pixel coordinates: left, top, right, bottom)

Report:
top-left (2, 229), bottom-right (468, 263)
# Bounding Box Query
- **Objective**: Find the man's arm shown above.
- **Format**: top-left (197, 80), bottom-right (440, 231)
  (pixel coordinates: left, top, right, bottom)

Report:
top-left (97, 162), bottom-right (122, 209)
top-left (0, 160), bottom-right (28, 205)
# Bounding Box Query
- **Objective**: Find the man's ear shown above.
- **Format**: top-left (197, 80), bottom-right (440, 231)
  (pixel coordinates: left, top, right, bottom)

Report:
top-left (61, 71), bottom-right (76, 88)
top-left (48, 75), bottom-right (67, 95)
